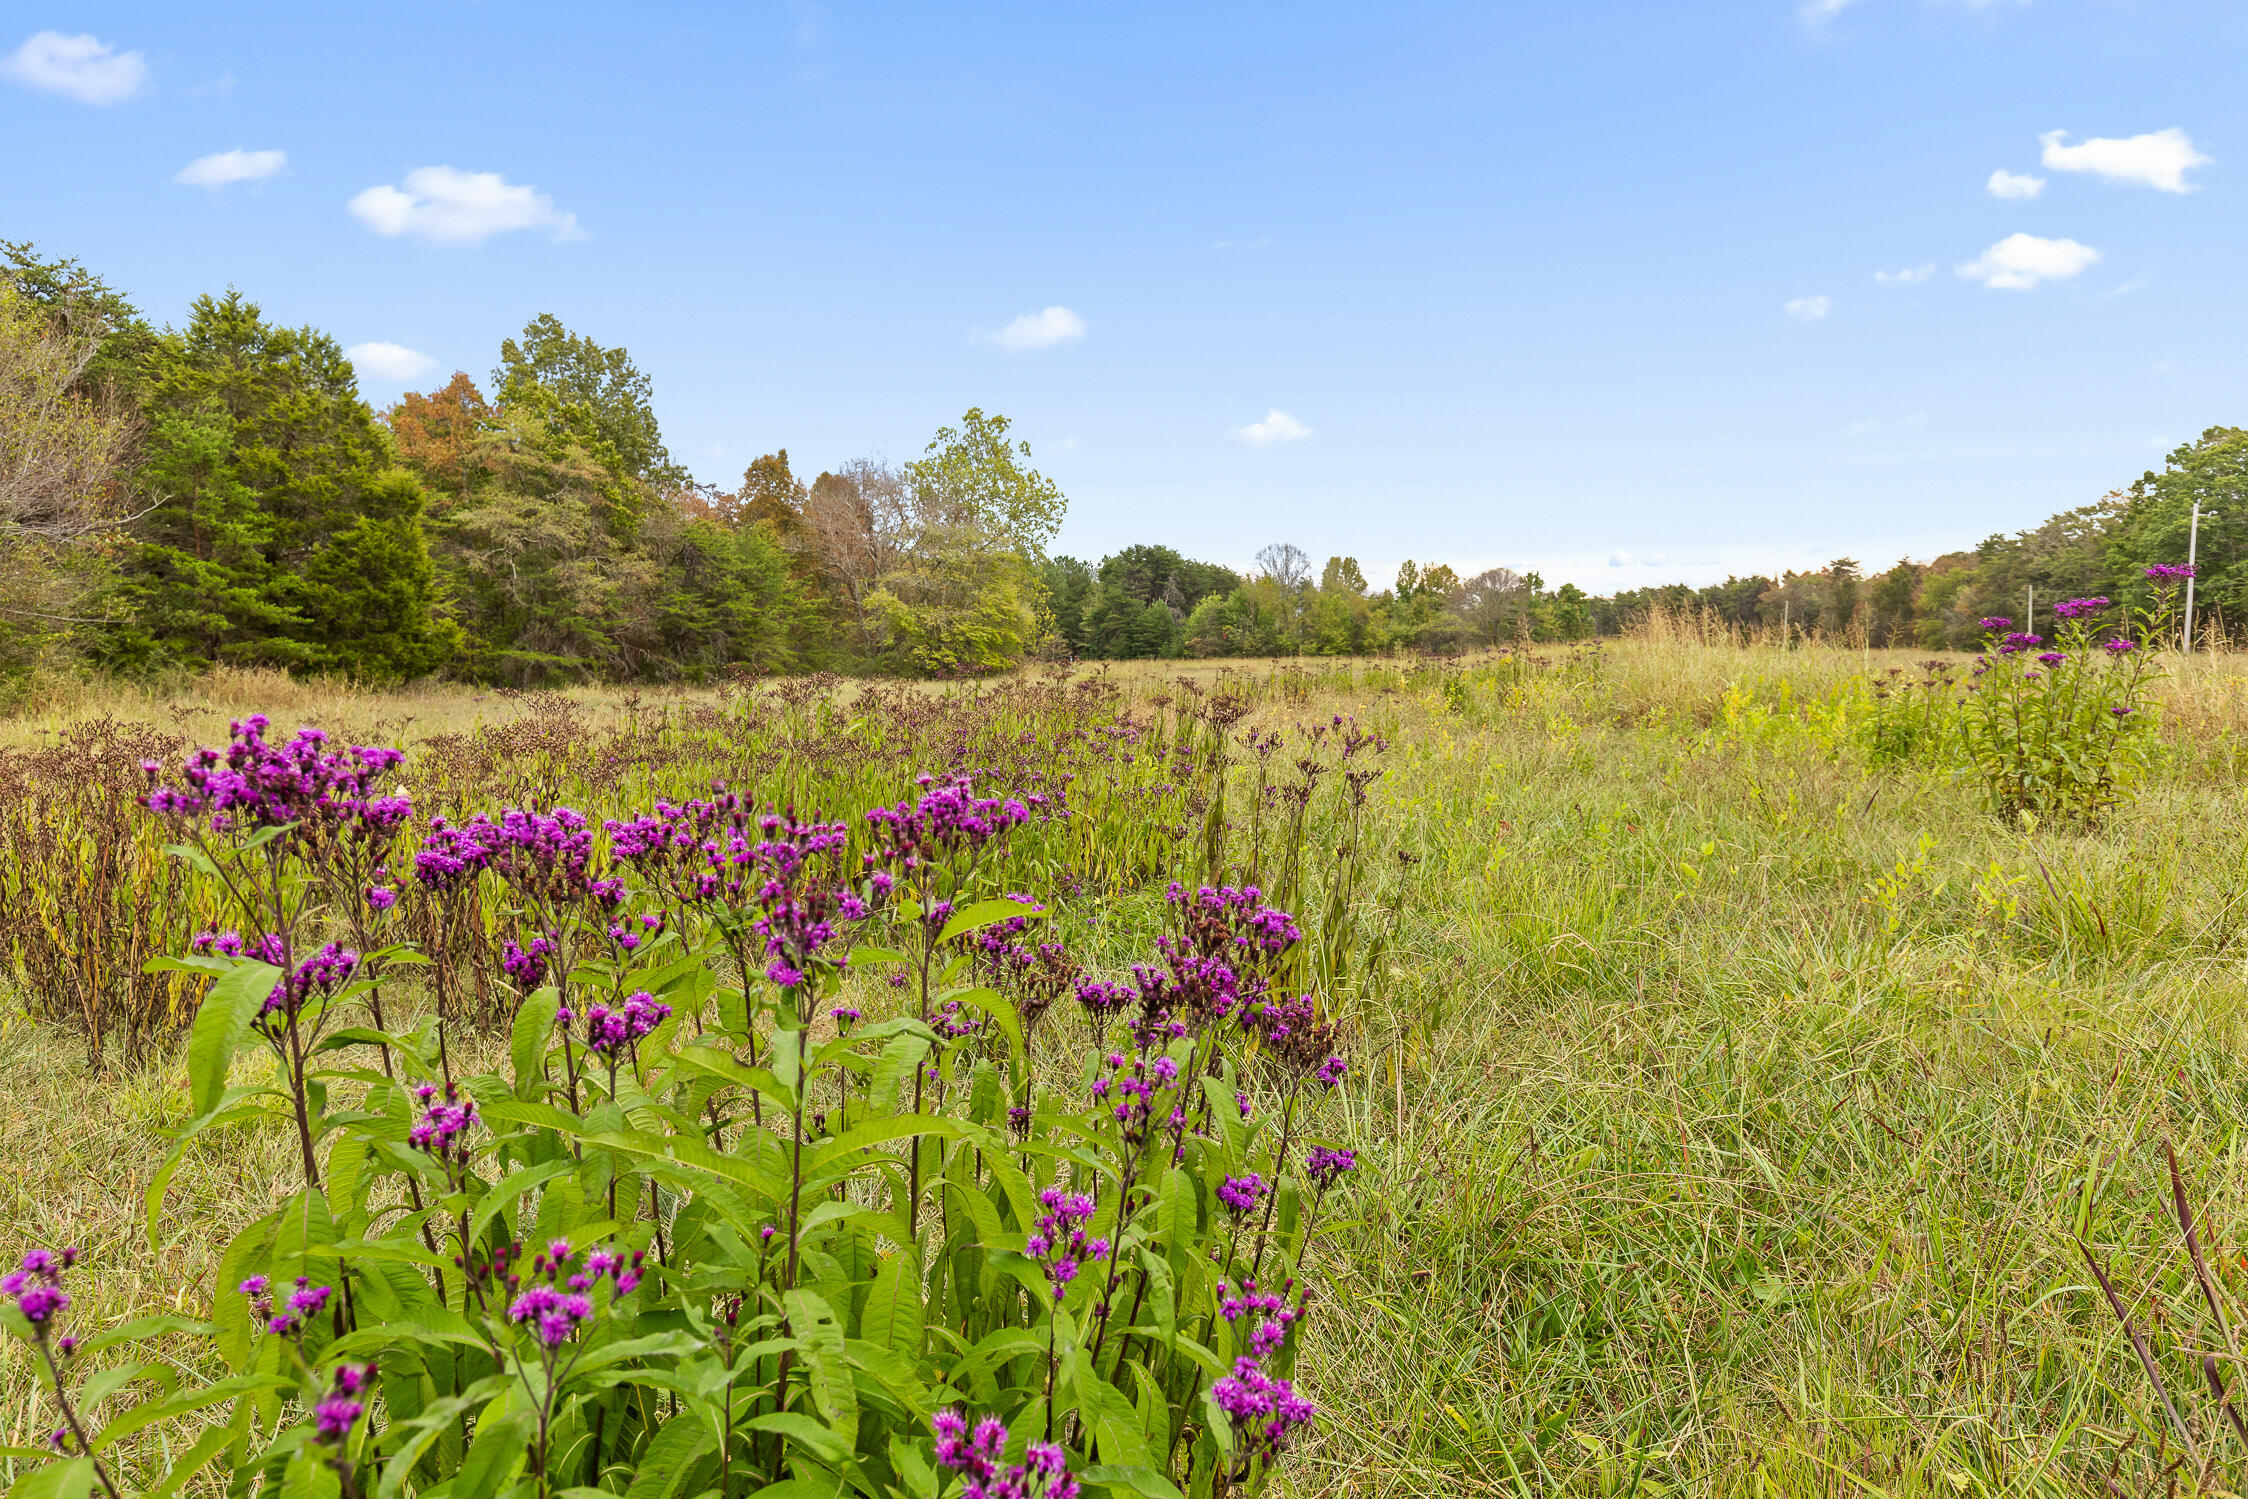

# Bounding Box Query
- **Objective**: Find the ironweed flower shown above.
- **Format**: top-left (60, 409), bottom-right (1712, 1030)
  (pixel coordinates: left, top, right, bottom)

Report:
top-left (266, 1277), bottom-right (333, 1337)
top-left (141, 716), bottom-right (407, 838)
top-left (584, 991), bottom-right (672, 1058)
top-left (2036, 651), bottom-right (2067, 667)
top-left (1996, 632), bottom-right (2044, 656)
top-left (1977, 617), bottom-right (2013, 631)
top-left (310, 1364), bottom-right (375, 1445)
top-left (2147, 563), bottom-right (2197, 580)
top-left (501, 934), bottom-right (555, 990)
top-left (413, 816), bottom-right (499, 892)
top-left (409, 1082), bottom-right (479, 1185)
top-left (2104, 637), bottom-right (2137, 654)
top-left (1305, 1146), bottom-right (1358, 1192)
top-left (2052, 596), bottom-right (2111, 619)
top-left (863, 774), bottom-right (1037, 882)
top-left (1091, 1047), bottom-right (1182, 1148)
top-left (1211, 1276), bottom-right (1315, 1462)
top-left (502, 1239), bottom-right (644, 1347)
top-left (1217, 1173), bottom-right (1269, 1217)
top-left (2, 1246), bottom-right (75, 1330)
top-left (931, 1410), bottom-right (1080, 1499)
top-left (1025, 1186), bottom-right (1108, 1292)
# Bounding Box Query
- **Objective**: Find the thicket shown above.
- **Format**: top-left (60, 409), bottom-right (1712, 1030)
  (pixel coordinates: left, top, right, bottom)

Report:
top-left (0, 662), bottom-right (1418, 1497)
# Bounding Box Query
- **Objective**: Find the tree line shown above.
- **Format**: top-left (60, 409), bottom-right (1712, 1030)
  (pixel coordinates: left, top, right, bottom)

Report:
top-left (3, 237), bottom-right (2240, 687)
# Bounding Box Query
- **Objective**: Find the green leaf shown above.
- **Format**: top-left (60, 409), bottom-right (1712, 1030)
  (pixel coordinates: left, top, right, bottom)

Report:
top-left (742, 1412), bottom-right (851, 1467)
top-left (1080, 1467), bottom-right (1188, 1499)
top-left (188, 961), bottom-right (284, 1117)
top-left (450, 1408), bottom-right (532, 1499)
top-left (511, 985), bottom-right (561, 1099)
top-left (5, 1458), bottom-right (93, 1499)
top-left (784, 1289), bottom-right (858, 1448)
top-left (937, 898), bottom-right (1042, 946)
top-left (620, 1412), bottom-right (716, 1499)
top-left (860, 1252), bottom-right (923, 1360)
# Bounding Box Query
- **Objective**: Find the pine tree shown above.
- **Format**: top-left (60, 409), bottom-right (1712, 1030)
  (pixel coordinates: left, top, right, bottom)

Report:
top-left (104, 291), bottom-right (456, 679)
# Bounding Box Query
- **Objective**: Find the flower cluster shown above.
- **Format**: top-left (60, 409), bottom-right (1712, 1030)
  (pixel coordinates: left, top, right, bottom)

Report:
top-left (501, 933), bottom-right (555, 989)
top-left (1025, 1187), bottom-right (1108, 1292)
top-left (1090, 1047), bottom-right (1183, 1148)
top-left (503, 1239), bottom-right (646, 1349)
top-left (245, 1275), bottom-right (333, 1337)
top-left (1217, 1173), bottom-right (1268, 1218)
top-left (862, 774), bottom-right (1036, 897)
top-left (1994, 631), bottom-right (2044, 655)
top-left (311, 1363), bottom-right (375, 1446)
top-left (1305, 1146), bottom-right (1357, 1192)
top-left (141, 716), bottom-right (406, 835)
top-left (2147, 563), bottom-right (2197, 581)
top-left (259, 943), bottom-right (359, 1027)
top-left (931, 1411), bottom-right (1080, 1499)
top-left (747, 811), bottom-right (866, 996)
top-left (2052, 596), bottom-right (2111, 619)
top-left (582, 991), bottom-right (672, 1059)
top-left (1210, 1276), bottom-right (1315, 1465)
top-left (3, 1247), bottom-right (74, 1334)
top-left (409, 1081), bottom-right (479, 1184)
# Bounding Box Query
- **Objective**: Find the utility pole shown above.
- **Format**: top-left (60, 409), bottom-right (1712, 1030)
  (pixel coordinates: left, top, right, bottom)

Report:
top-left (2026, 585), bottom-right (2034, 637)
top-left (2183, 500), bottom-right (2202, 654)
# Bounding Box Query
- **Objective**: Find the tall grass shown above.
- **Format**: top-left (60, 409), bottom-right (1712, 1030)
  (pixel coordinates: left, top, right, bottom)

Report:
top-left (7, 632), bottom-right (2248, 1494)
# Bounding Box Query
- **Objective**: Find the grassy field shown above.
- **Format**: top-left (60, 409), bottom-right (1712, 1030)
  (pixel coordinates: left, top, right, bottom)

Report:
top-left (7, 636), bottom-right (2248, 1496)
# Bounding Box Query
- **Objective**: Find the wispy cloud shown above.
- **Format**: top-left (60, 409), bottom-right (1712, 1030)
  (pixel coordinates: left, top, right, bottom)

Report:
top-left (1958, 232), bottom-right (2099, 289)
top-left (1874, 263), bottom-right (1934, 285)
top-left (2040, 129), bottom-right (2210, 193)
top-left (985, 306), bottom-right (1086, 352)
top-left (176, 149), bottom-right (286, 189)
top-left (348, 167), bottom-right (584, 247)
top-left (1797, 0), bottom-right (1867, 23)
top-left (1, 31), bottom-right (147, 104)
top-left (1231, 409), bottom-right (1311, 447)
top-left (344, 342), bottom-right (438, 382)
top-left (1985, 168), bottom-right (2044, 199)
top-left (1785, 295), bottom-right (1833, 322)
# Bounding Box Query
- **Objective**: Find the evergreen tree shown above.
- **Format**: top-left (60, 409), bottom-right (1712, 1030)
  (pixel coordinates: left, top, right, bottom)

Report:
top-left (106, 291), bottom-right (455, 680)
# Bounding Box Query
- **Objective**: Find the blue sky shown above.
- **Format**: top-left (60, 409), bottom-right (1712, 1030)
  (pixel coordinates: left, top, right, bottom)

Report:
top-left (3, 2), bottom-right (2242, 589)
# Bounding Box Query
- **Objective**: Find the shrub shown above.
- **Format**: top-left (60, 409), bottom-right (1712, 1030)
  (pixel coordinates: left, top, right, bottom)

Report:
top-left (1954, 572), bottom-right (2184, 821)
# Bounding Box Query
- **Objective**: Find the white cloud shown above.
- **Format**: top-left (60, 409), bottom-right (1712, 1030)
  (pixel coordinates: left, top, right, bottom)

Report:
top-left (1985, 168), bottom-right (2044, 200)
top-left (1607, 551), bottom-right (1670, 568)
top-left (1231, 409), bottom-right (1311, 447)
top-left (1874, 262), bottom-right (1934, 285)
top-left (175, 149), bottom-right (287, 189)
top-left (1784, 295), bottom-right (1832, 322)
top-left (1957, 232), bottom-right (2099, 290)
top-left (347, 167), bottom-right (583, 247)
top-left (344, 342), bottom-right (438, 382)
top-left (987, 306), bottom-right (1086, 352)
top-left (1, 31), bottom-right (147, 104)
top-left (2040, 129), bottom-right (2210, 193)
top-left (1797, 0), bottom-right (1867, 22)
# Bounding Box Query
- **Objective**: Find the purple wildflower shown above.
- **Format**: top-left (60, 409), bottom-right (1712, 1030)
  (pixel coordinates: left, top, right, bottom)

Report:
top-left (931, 1410), bottom-right (1080, 1499)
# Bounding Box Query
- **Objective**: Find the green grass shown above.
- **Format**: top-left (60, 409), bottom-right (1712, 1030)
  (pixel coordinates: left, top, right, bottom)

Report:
top-left (9, 638), bottom-right (2248, 1495)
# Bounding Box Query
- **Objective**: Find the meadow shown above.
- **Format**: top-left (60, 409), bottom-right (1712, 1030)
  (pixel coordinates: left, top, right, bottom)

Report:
top-left (5, 627), bottom-right (2248, 1497)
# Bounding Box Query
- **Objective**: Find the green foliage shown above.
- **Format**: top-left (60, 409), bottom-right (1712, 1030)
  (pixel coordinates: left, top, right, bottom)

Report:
top-left (495, 314), bottom-right (686, 490)
top-left (5, 722), bottom-right (1365, 1498)
top-left (104, 292), bottom-right (457, 681)
top-left (866, 526), bottom-right (1039, 674)
top-left (905, 409), bottom-right (1066, 561)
